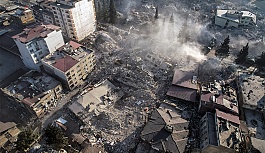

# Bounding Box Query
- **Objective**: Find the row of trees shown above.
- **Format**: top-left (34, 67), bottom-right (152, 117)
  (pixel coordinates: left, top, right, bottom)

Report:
top-left (215, 35), bottom-right (265, 68)
top-left (16, 125), bottom-right (68, 151)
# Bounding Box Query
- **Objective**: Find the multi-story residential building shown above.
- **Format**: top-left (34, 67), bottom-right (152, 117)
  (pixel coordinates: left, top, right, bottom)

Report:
top-left (10, 8), bottom-right (35, 25)
top-left (12, 24), bottom-right (65, 70)
top-left (42, 41), bottom-right (96, 90)
top-left (50, 0), bottom-right (96, 41)
top-left (1, 71), bottom-right (63, 117)
top-left (200, 110), bottom-right (241, 153)
top-left (215, 10), bottom-right (256, 28)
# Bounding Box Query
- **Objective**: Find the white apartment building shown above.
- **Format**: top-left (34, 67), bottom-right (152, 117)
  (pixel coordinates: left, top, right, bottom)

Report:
top-left (51, 0), bottom-right (96, 41)
top-left (12, 24), bottom-right (64, 70)
top-left (215, 10), bottom-right (256, 28)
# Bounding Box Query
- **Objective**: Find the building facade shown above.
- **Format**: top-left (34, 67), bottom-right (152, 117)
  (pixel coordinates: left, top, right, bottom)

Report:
top-left (1, 71), bottom-right (63, 117)
top-left (12, 24), bottom-right (65, 70)
top-left (42, 41), bottom-right (96, 90)
top-left (215, 10), bottom-right (256, 28)
top-left (200, 111), bottom-right (241, 153)
top-left (51, 0), bottom-right (96, 41)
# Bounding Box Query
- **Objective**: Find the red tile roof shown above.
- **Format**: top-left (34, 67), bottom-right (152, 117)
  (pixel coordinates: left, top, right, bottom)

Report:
top-left (172, 70), bottom-right (198, 90)
top-left (216, 109), bottom-right (240, 125)
top-left (53, 55), bottom-right (78, 72)
top-left (166, 85), bottom-right (197, 102)
top-left (12, 24), bottom-right (61, 43)
top-left (69, 41), bottom-right (82, 50)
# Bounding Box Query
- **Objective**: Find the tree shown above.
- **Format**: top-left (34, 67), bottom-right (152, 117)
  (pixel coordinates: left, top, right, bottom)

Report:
top-left (169, 13), bottom-right (174, 23)
top-left (154, 6), bottom-right (158, 19)
top-left (235, 43), bottom-right (249, 64)
top-left (109, 0), bottom-right (117, 24)
top-left (16, 129), bottom-right (38, 151)
top-left (177, 17), bottom-right (190, 44)
top-left (255, 52), bottom-right (265, 68)
top-left (216, 35), bottom-right (230, 59)
top-left (45, 125), bottom-right (68, 150)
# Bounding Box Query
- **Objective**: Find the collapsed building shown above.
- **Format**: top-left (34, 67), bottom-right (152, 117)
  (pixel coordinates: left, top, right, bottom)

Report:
top-left (199, 81), bottom-right (239, 116)
top-left (0, 122), bottom-right (20, 152)
top-left (237, 71), bottom-right (265, 152)
top-left (215, 10), bottom-right (256, 28)
top-left (140, 102), bottom-right (190, 153)
top-left (200, 110), bottom-right (241, 153)
top-left (42, 41), bottom-right (96, 90)
top-left (1, 70), bottom-right (62, 117)
top-left (68, 79), bottom-right (124, 123)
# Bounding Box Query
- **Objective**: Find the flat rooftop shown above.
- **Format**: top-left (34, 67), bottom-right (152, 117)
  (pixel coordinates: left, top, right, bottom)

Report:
top-left (2, 70), bottom-right (61, 107)
top-left (69, 80), bottom-right (124, 116)
top-left (12, 24), bottom-right (61, 43)
top-left (216, 10), bottom-right (256, 23)
top-left (42, 41), bottom-right (93, 72)
top-left (238, 72), bottom-right (265, 110)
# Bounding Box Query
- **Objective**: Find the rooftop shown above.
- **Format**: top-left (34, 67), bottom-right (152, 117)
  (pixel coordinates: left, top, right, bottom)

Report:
top-left (238, 72), bottom-right (265, 110)
top-left (216, 110), bottom-right (241, 151)
top-left (167, 69), bottom-right (198, 102)
top-left (172, 69), bottom-right (198, 90)
top-left (0, 122), bottom-right (16, 133)
top-left (42, 41), bottom-right (92, 72)
top-left (202, 111), bottom-right (241, 151)
top-left (2, 70), bottom-right (61, 107)
top-left (141, 102), bottom-right (189, 153)
top-left (216, 10), bottom-right (256, 24)
top-left (12, 24), bottom-right (61, 43)
top-left (68, 80), bottom-right (124, 116)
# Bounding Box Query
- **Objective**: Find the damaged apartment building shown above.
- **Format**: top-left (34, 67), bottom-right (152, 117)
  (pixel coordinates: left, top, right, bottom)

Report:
top-left (68, 79), bottom-right (124, 123)
top-left (42, 41), bottom-right (96, 90)
top-left (200, 110), bottom-right (241, 153)
top-left (1, 71), bottom-right (62, 117)
top-left (237, 70), bottom-right (265, 152)
top-left (139, 102), bottom-right (190, 153)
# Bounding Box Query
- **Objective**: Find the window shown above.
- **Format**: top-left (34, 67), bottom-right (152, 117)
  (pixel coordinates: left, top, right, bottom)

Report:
top-left (56, 87), bottom-right (60, 92)
top-left (28, 43), bottom-right (32, 48)
top-left (66, 72), bottom-right (70, 76)
top-left (39, 51), bottom-right (43, 55)
top-left (29, 49), bottom-right (34, 53)
top-left (33, 54), bottom-right (37, 58)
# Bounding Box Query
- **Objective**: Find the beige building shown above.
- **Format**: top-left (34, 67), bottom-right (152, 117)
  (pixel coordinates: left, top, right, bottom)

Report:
top-left (1, 71), bottom-right (62, 117)
top-left (50, 0), bottom-right (96, 41)
top-left (42, 41), bottom-right (96, 90)
top-left (11, 8), bottom-right (35, 25)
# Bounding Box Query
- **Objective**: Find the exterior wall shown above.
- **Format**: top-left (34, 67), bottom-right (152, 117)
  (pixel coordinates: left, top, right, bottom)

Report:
top-left (32, 84), bottom-right (62, 117)
top-left (21, 10), bottom-right (35, 25)
top-left (65, 52), bottom-right (96, 90)
top-left (14, 39), bottom-right (41, 70)
top-left (215, 16), bottom-right (239, 28)
top-left (71, 0), bottom-right (96, 41)
top-left (43, 12), bottom-right (55, 24)
top-left (52, 0), bottom-right (96, 41)
top-left (42, 61), bottom-right (68, 84)
top-left (44, 30), bottom-right (64, 53)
